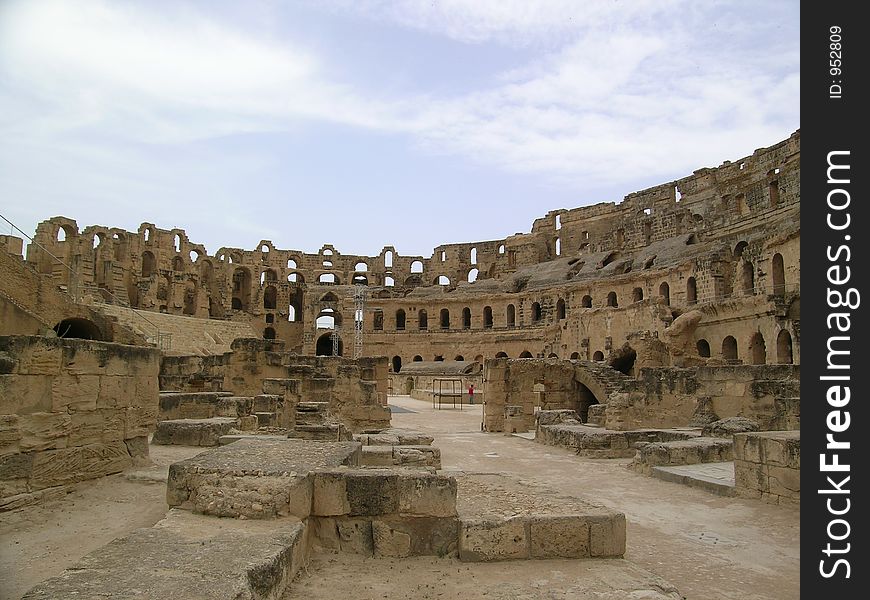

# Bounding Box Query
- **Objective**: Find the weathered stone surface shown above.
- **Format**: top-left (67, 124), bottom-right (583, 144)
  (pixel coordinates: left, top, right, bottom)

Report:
top-left (702, 416), bottom-right (759, 437)
top-left (734, 430), bottom-right (799, 504)
top-left (459, 518), bottom-right (528, 562)
top-left (22, 509), bottom-right (308, 600)
top-left (152, 417), bottom-right (238, 446)
top-left (312, 470), bottom-right (350, 516)
top-left (398, 473), bottom-right (457, 517)
top-left (630, 436), bottom-right (733, 474)
top-left (589, 513), bottom-right (627, 557)
top-left (31, 442), bottom-right (132, 490)
top-left (529, 516), bottom-right (590, 558)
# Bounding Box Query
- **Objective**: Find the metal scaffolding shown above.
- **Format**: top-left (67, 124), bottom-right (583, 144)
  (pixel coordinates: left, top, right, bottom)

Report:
top-left (353, 285), bottom-right (366, 359)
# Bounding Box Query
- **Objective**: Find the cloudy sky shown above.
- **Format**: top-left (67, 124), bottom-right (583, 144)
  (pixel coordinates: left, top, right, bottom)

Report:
top-left (0, 0), bottom-right (799, 258)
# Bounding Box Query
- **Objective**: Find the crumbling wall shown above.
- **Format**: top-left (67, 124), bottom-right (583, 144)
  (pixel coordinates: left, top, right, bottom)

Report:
top-left (0, 336), bottom-right (161, 509)
top-left (733, 431), bottom-right (799, 504)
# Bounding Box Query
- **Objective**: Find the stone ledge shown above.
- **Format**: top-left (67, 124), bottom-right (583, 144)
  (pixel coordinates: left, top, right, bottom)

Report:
top-left (152, 417), bottom-right (238, 446)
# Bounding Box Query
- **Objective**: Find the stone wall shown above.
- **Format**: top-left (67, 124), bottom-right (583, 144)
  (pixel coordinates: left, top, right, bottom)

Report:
top-left (733, 431), bottom-right (799, 504)
top-left (0, 336), bottom-right (161, 509)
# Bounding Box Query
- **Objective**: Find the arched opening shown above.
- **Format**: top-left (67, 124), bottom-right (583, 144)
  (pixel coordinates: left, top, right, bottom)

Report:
top-left (263, 327), bottom-right (276, 340)
top-left (174, 234), bottom-right (182, 253)
top-left (263, 286), bottom-right (277, 310)
top-left (434, 355), bottom-right (444, 362)
top-left (321, 292), bottom-right (338, 303)
top-left (316, 332), bottom-right (342, 356)
top-left (436, 275), bottom-right (450, 286)
top-left (352, 274), bottom-right (368, 285)
top-left (531, 302), bottom-right (542, 322)
top-left (385, 276), bottom-right (395, 287)
top-left (632, 287), bottom-right (643, 302)
top-left (288, 272), bottom-right (304, 283)
top-left (53, 318), bottom-right (103, 340)
top-left (232, 298), bottom-right (243, 310)
top-left (319, 273), bottom-right (338, 284)
top-left (495, 352), bottom-right (508, 358)
top-left (769, 179), bottom-right (780, 207)
top-left (777, 330), bottom-right (793, 364)
top-left (474, 354), bottom-right (484, 363)
top-left (498, 244), bottom-right (505, 255)
top-left (696, 339), bottom-right (711, 357)
top-left (413, 355), bottom-right (423, 362)
top-left (741, 262), bottom-right (755, 295)
top-left (548, 353), bottom-right (558, 358)
top-left (483, 306), bottom-right (493, 329)
top-left (736, 193), bottom-right (749, 215)
top-left (288, 305), bottom-right (297, 322)
top-left (355, 262), bottom-right (368, 272)
top-left (373, 310), bottom-right (384, 331)
top-left (410, 260), bottom-right (424, 273)
top-left (470, 247), bottom-right (477, 265)
top-left (659, 282), bottom-right (670, 305)
top-left (183, 282), bottom-right (197, 315)
top-left (418, 309), bottom-right (428, 330)
top-left (454, 355), bottom-right (465, 361)
top-left (519, 351), bottom-right (533, 358)
top-left (556, 298), bottom-right (566, 320)
top-left (396, 309), bottom-right (406, 330)
top-left (581, 295), bottom-right (592, 308)
top-left (141, 251), bottom-right (156, 277)
top-left (574, 381), bottom-right (599, 422)
top-left (384, 251), bottom-right (393, 268)
top-left (606, 292), bottom-right (618, 308)
top-left (722, 336), bottom-right (738, 361)
top-left (749, 332), bottom-right (766, 365)
top-left (261, 269), bottom-right (278, 284)
top-left (172, 256), bottom-right (184, 272)
top-left (570, 352), bottom-right (580, 360)
top-left (462, 307), bottom-right (472, 329)
top-left (609, 346), bottom-right (636, 376)
top-left (687, 277), bottom-right (697, 304)
top-left (439, 308), bottom-right (450, 330)
top-left (467, 268), bottom-right (479, 283)
top-left (734, 241), bottom-right (748, 258)
top-left (392, 355), bottom-right (402, 373)
top-left (555, 237), bottom-right (561, 256)
top-left (506, 304), bottom-right (516, 327)
top-left (772, 253), bottom-right (785, 295)
top-left (592, 351), bottom-right (605, 361)
top-left (232, 268), bottom-right (252, 311)
top-left (287, 258), bottom-right (297, 269)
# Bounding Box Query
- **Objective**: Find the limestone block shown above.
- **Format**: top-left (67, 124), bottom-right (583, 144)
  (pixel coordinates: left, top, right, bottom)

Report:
top-left (767, 465), bottom-right (800, 498)
top-left (124, 405), bottom-right (158, 440)
top-left (62, 349), bottom-right (106, 376)
top-left (123, 436), bottom-right (149, 461)
top-left (312, 471), bottom-right (350, 516)
top-left (373, 516), bottom-right (459, 557)
top-left (734, 433), bottom-right (762, 463)
top-left (372, 520), bottom-right (412, 557)
top-left (312, 517), bottom-right (341, 550)
top-left (360, 446), bottom-right (394, 466)
top-left (97, 376), bottom-right (135, 409)
top-left (237, 415), bottom-right (258, 431)
top-left (69, 410), bottom-right (112, 446)
top-left (30, 442), bottom-right (132, 490)
top-left (0, 374), bottom-right (53, 415)
top-left (345, 470), bottom-right (399, 516)
top-left (529, 516), bottom-right (590, 559)
top-left (459, 518), bottom-right (528, 562)
top-left (398, 474), bottom-right (457, 517)
top-left (336, 518), bottom-right (374, 555)
top-left (0, 414), bottom-right (21, 454)
top-left (589, 514), bottom-right (626, 557)
top-left (171, 470), bottom-right (312, 519)
top-left (134, 376), bottom-right (159, 409)
top-left (0, 451), bottom-right (33, 484)
top-left (18, 412), bottom-right (70, 452)
top-left (51, 374), bottom-right (99, 412)
top-left (16, 343), bottom-right (61, 375)
top-left (734, 462), bottom-right (765, 498)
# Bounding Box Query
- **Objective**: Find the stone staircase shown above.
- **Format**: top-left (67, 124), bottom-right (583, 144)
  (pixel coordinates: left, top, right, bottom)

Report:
top-left (96, 304), bottom-right (257, 355)
top-left (287, 401), bottom-right (351, 441)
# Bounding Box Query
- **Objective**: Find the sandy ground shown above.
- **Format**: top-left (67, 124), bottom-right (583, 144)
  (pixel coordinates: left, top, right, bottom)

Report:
top-left (0, 396), bottom-right (799, 600)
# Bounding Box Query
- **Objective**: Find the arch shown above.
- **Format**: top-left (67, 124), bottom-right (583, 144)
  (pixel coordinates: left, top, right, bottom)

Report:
top-left (384, 251), bottom-right (393, 268)
top-left (495, 352), bottom-right (508, 358)
top-left (772, 253), bottom-right (785, 295)
top-left (288, 272), bottom-right (304, 283)
top-left (287, 258), bottom-right (298, 269)
top-left (321, 292), bottom-right (339, 303)
top-left (470, 247), bottom-right (477, 265)
top-left (413, 355), bottom-right (423, 362)
top-left (418, 309), bottom-right (428, 330)
top-left (288, 305), bottom-right (297, 322)
top-left (632, 287), bottom-right (643, 302)
top-left (319, 273), bottom-right (338, 284)
top-left (531, 302), bottom-right (542, 322)
top-left (143, 227), bottom-right (152, 242)
top-left (263, 327), bottom-right (276, 340)
top-left (172, 256), bottom-right (184, 272)
top-left (696, 339), bottom-right (711, 358)
top-left (548, 353), bottom-right (558, 358)
top-left (519, 351), bottom-right (533, 358)
top-left (434, 355), bottom-right (444, 362)
top-left (769, 178), bottom-right (780, 207)
top-left (556, 298), bottom-right (566, 320)
top-left (498, 244), bottom-right (505, 254)
top-left (592, 351), bottom-right (605, 361)
top-left (373, 310), bottom-right (384, 330)
top-left (777, 330), bottom-right (793, 364)
top-left (467, 268), bottom-right (479, 283)
top-left (263, 285), bottom-right (277, 310)
top-left (232, 298), bottom-right (243, 310)
top-left (609, 347), bottom-right (636, 376)
top-left (354, 262), bottom-right (368, 272)
top-left (435, 275), bottom-right (450, 286)
top-left (686, 277), bottom-right (697, 304)
top-left (454, 355), bottom-right (465, 361)
top-left (474, 354), bottom-right (484, 363)
top-left (749, 332), bottom-right (766, 365)
top-left (141, 251), bottom-right (156, 277)
top-left (741, 262), bottom-right (755, 295)
top-left (188, 249), bottom-right (199, 264)
top-left (410, 260), bottom-right (424, 273)
top-left (396, 309), bottom-right (406, 330)
top-left (324, 261), bottom-right (334, 268)
top-left (385, 276), bottom-right (395, 287)
top-left (722, 336), bottom-right (738, 361)
top-left (352, 274), bottom-right (368, 285)
top-left (555, 237), bottom-right (561, 256)
top-left (439, 308), bottom-right (450, 329)
top-left (734, 241), bottom-right (748, 258)
top-left (606, 292), bottom-right (618, 307)
top-left (261, 269), bottom-right (278, 284)
top-left (232, 267), bottom-right (252, 311)
top-left (581, 295), bottom-right (592, 308)
top-left (316, 332), bottom-right (342, 356)
top-left (570, 352), bottom-right (580, 360)
top-left (173, 234), bottom-right (181, 253)
top-left (316, 309), bottom-right (341, 330)
top-left (659, 282), bottom-right (670, 305)
top-left (392, 355), bottom-right (402, 373)
top-left (462, 307), bottom-right (472, 329)
top-left (53, 318), bottom-right (103, 340)
top-left (322, 248), bottom-right (334, 256)
top-left (404, 274), bottom-right (422, 287)
top-left (506, 304), bottom-right (516, 327)
top-left (183, 282), bottom-right (197, 315)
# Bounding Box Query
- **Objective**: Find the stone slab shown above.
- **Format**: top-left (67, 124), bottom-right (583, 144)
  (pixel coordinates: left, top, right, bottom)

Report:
top-left (152, 417), bottom-right (238, 446)
top-left (22, 509), bottom-right (308, 600)
top-left (651, 462), bottom-right (737, 496)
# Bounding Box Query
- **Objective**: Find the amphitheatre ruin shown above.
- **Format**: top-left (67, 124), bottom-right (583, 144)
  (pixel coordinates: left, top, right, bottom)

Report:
top-left (1, 131), bottom-right (800, 599)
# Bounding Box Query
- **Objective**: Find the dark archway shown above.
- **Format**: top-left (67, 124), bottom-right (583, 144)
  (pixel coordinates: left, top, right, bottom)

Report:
top-left (659, 282), bottom-right (670, 305)
top-left (483, 306), bottom-right (493, 329)
top-left (263, 285), bottom-right (277, 310)
top-left (581, 295), bottom-right (592, 308)
top-left (772, 253), bottom-right (785, 295)
top-left (396, 309), bottom-right (406, 330)
top-left (592, 351), bottom-right (605, 361)
top-left (53, 318), bottom-right (103, 340)
top-left (439, 308), bottom-right (450, 330)
top-left (263, 327), bottom-right (276, 340)
top-left (531, 302), bottom-right (542, 322)
top-left (687, 277), bottom-right (697, 304)
top-left (392, 355), bottom-right (402, 373)
top-left (506, 304), bottom-right (516, 327)
top-left (722, 336), bottom-right (738, 361)
top-left (495, 352), bottom-right (508, 358)
top-left (141, 251), bottom-right (156, 277)
top-left (606, 292), bottom-right (618, 307)
top-left (749, 332), bottom-right (766, 365)
top-left (413, 355), bottom-right (423, 362)
top-left (519, 350), bottom-right (533, 358)
top-left (556, 298), bottom-right (566, 320)
top-left (463, 307), bottom-right (472, 329)
top-left (609, 346), bottom-right (637, 376)
top-left (777, 330), bottom-right (793, 364)
top-left (316, 332), bottom-right (342, 356)
top-left (696, 339), bottom-right (711, 358)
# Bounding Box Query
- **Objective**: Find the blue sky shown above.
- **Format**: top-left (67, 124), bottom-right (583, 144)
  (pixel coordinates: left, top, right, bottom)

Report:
top-left (0, 0), bottom-right (799, 258)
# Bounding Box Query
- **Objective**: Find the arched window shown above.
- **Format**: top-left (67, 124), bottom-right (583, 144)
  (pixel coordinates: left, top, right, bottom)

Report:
top-left (722, 336), bottom-right (738, 361)
top-left (519, 351), bottom-right (533, 358)
top-left (261, 269), bottom-right (277, 284)
top-left (696, 339), bottom-right (711, 358)
top-left (392, 355), bottom-right (402, 373)
top-left (483, 306), bottom-right (493, 329)
top-left (462, 307), bottom-right (472, 329)
top-left (659, 282), bottom-right (670, 305)
top-left (141, 251), bottom-right (156, 277)
top-left (506, 304), bottom-right (516, 327)
top-left (742, 262), bottom-right (755, 295)
top-left (436, 275), bottom-right (450, 285)
top-left (555, 238), bottom-right (561, 256)
top-left (581, 295), bottom-right (592, 308)
top-left (532, 302), bottom-right (542, 322)
top-left (418, 309), bottom-right (428, 330)
top-left (355, 262), bottom-right (368, 272)
top-left (411, 260), bottom-right (424, 273)
top-left (172, 256), bottom-right (184, 272)
top-left (556, 299), bottom-right (566, 320)
top-left (413, 355), bottom-right (423, 362)
top-left (373, 310), bottom-right (384, 331)
top-left (777, 330), bottom-right (793, 364)
top-left (440, 308), bottom-right (450, 329)
top-left (498, 244), bottom-right (505, 254)
top-left (384, 251), bottom-right (393, 268)
top-left (467, 268), bottom-right (478, 283)
top-left (319, 273), bottom-right (337, 284)
top-left (570, 352), bottom-right (580, 360)
top-left (495, 352), bottom-right (508, 358)
top-left (232, 268), bottom-right (252, 311)
top-left (593, 351), bottom-right (605, 361)
top-left (606, 292), bottom-right (618, 307)
top-left (396, 309), bottom-right (406, 330)
top-left (454, 355), bottom-right (465, 361)
top-left (288, 305), bottom-right (297, 322)
top-left (632, 288), bottom-right (643, 302)
top-left (470, 247), bottom-right (477, 265)
top-left (385, 276), bottom-right (395, 287)
top-left (772, 253), bottom-right (785, 295)
top-left (263, 286), bottom-right (277, 310)
top-left (687, 277), bottom-right (697, 304)
top-left (749, 332), bottom-right (766, 365)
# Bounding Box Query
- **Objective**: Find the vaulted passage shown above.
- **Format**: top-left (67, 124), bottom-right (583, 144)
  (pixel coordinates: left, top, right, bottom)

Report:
top-left (53, 318), bottom-right (103, 340)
